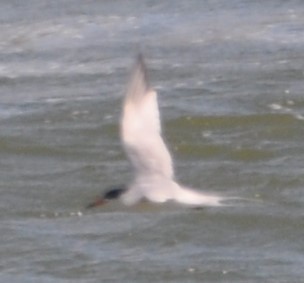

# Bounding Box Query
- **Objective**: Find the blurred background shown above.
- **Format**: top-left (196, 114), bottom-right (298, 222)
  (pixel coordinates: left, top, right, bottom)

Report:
top-left (1, 1), bottom-right (304, 282)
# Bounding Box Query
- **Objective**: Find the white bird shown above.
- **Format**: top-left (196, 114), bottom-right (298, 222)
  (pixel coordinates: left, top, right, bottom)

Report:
top-left (87, 55), bottom-right (227, 209)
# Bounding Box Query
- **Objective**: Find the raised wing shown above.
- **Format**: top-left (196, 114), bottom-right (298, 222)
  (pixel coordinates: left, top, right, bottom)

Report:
top-left (121, 55), bottom-right (174, 179)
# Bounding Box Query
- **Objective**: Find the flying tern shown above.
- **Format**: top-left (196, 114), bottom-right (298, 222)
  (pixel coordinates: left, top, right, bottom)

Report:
top-left (87, 55), bottom-right (229, 209)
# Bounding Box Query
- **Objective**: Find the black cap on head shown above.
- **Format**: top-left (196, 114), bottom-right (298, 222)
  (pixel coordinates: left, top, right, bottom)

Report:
top-left (85, 185), bottom-right (127, 209)
top-left (103, 185), bottom-right (127, 200)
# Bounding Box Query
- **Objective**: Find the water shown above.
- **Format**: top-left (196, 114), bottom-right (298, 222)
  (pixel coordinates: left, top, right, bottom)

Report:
top-left (1, 1), bottom-right (304, 282)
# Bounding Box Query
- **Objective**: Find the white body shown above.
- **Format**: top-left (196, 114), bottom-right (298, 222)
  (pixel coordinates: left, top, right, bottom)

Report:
top-left (120, 55), bottom-right (224, 207)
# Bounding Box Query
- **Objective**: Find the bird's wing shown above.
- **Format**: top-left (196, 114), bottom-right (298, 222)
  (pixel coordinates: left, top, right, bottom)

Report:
top-left (121, 55), bottom-right (174, 179)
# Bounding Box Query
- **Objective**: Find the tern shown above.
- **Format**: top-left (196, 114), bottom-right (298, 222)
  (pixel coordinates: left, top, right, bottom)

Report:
top-left (87, 55), bottom-right (229, 209)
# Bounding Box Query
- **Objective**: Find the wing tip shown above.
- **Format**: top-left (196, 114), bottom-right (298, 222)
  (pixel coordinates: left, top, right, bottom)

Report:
top-left (136, 52), bottom-right (145, 66)
top-left (134, 52), bottom-right (149, 89)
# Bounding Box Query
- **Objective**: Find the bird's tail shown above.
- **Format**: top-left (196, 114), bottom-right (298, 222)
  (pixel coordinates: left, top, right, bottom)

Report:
top-left (174, 186), bottom-right (224, 207)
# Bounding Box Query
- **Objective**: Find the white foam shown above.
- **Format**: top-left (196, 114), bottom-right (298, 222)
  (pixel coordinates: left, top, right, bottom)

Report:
top-left (269, 103), bottom-right (282, 110)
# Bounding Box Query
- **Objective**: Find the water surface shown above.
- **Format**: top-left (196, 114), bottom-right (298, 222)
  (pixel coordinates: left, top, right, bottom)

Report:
top-left (1, 1), bottom-right (304, 282)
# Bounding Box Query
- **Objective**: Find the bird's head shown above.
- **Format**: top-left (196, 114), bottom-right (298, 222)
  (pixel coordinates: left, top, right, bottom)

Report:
top-left (85, 185), bottom-right (127, 209)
